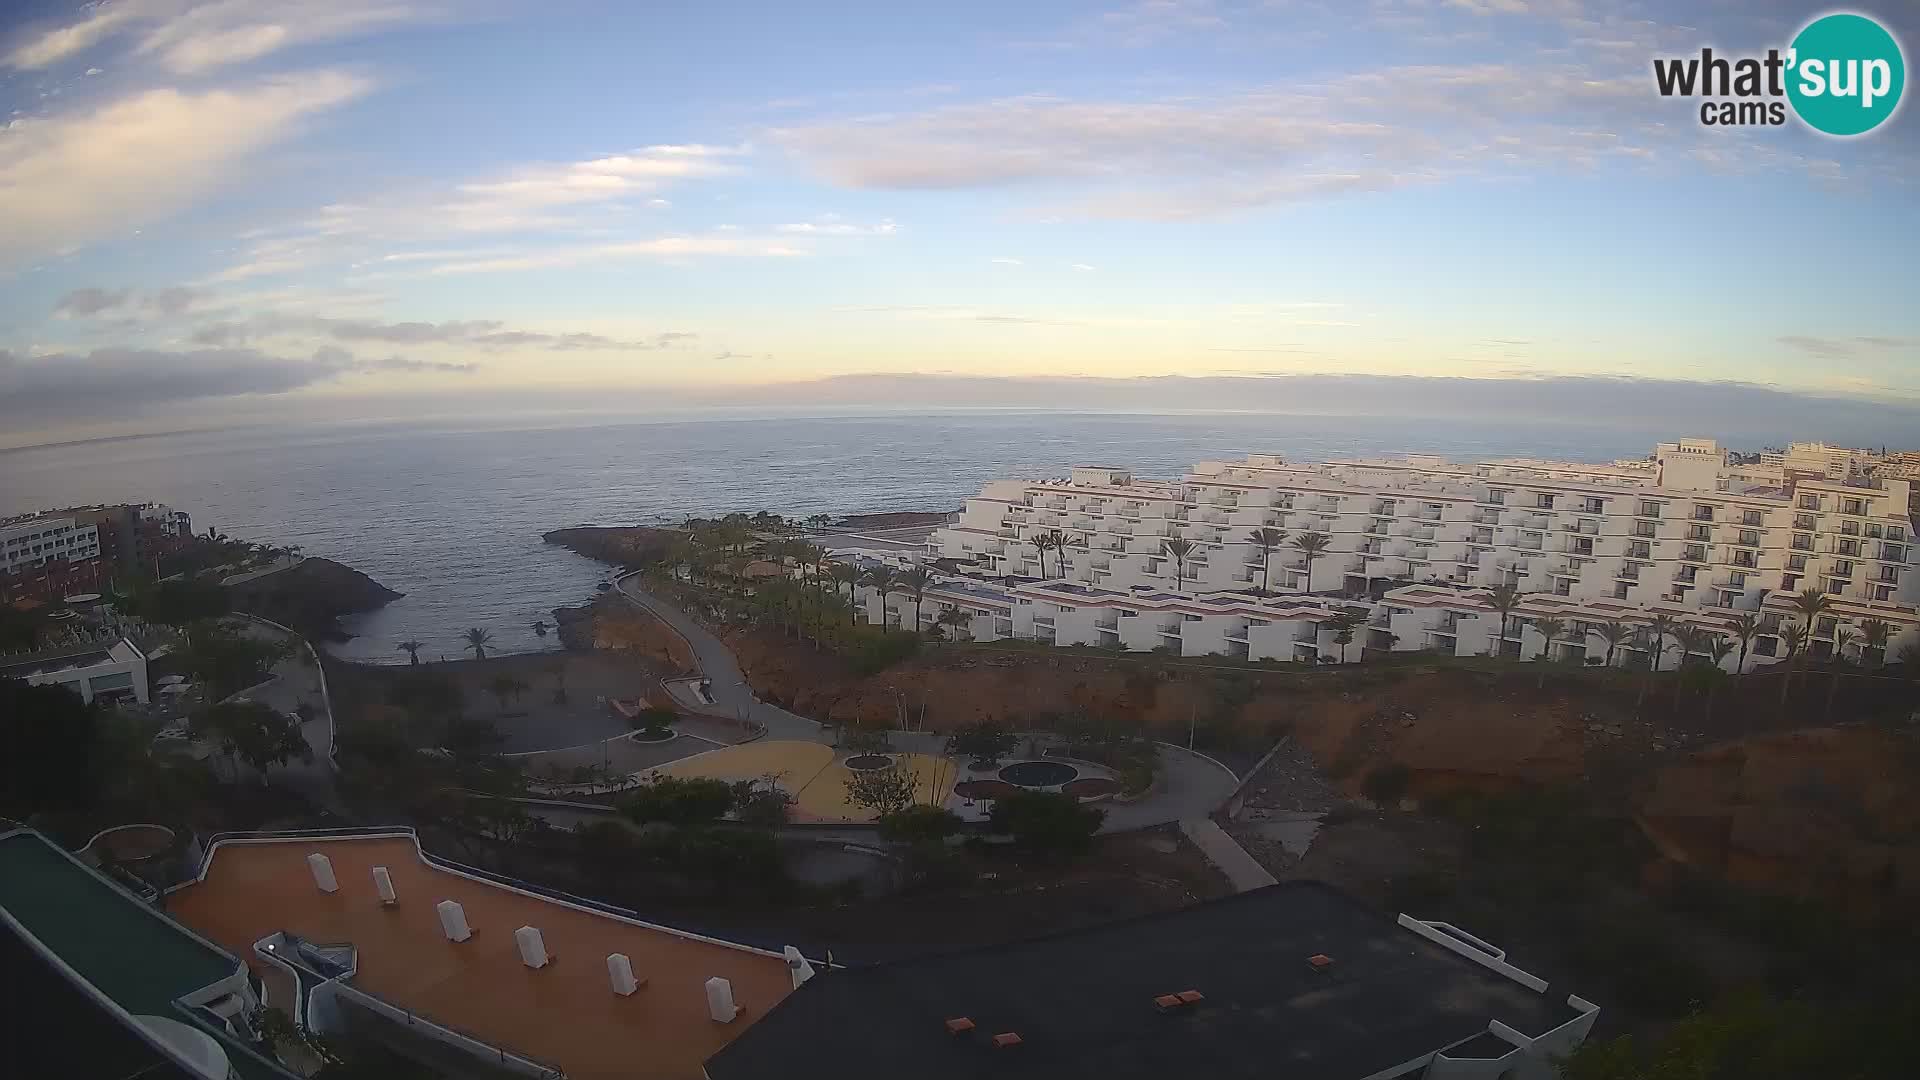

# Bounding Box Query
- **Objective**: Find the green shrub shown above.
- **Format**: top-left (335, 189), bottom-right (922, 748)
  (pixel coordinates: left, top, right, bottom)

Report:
top-left (989, 790), bottom-right (1104, 857)
top-left (878, 805), bottom-right (962, 846)
top-left (622, 775), bottom-right (735, 825)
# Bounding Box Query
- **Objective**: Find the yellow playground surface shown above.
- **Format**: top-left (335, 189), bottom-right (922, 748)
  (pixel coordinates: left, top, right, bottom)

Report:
top-left (650, 740), bottom-right (961, 823)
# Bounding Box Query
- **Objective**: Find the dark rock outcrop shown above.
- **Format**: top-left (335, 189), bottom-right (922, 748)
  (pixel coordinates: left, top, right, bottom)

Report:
top-left (226, 558), bottom-right (401, 638)
top-left (542, 524), bottom-right (681, 568)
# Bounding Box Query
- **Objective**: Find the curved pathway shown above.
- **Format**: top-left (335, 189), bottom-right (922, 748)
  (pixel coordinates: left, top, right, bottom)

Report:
top-left (611, 572), bottom-right (1238, 831)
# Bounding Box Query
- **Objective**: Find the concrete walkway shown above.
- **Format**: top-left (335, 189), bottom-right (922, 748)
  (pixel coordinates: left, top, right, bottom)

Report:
top-left (1179, 818), bottom-right (1278, 892)
top-left (219, 616), bottom-right (342, 812)
top-left (612, 572), bottom-right (1241, 832)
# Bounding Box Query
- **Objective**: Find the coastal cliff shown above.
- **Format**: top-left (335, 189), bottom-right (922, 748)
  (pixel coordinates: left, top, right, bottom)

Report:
top-left (226, 557), bottom-right (402, 637)
top-left (542, 524), bottom-right (681, 568)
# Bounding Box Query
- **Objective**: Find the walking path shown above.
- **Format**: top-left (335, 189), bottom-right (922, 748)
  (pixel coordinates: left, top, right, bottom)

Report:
top-left (612, 572), bottom-right (1239, 831)
top-left (1179, 818), bottom-right (1278, 892)
top-left (220, 615), bottom-right (342, 812)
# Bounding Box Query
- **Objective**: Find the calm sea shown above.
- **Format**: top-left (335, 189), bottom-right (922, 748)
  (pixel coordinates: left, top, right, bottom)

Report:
top-left (0, 409), bottom-right (1677, 662)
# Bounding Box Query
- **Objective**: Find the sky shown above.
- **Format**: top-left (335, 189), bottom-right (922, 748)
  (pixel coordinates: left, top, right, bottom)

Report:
top-left (1, 0), bottom-right (1916, 446)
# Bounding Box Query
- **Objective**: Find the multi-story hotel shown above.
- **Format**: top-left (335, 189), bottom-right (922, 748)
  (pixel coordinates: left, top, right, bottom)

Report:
top-left (913, 438), bottom-right (1920, 669)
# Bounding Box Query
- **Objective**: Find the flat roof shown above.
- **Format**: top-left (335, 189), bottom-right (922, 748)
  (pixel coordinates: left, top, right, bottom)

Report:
top-left (0, 831), bottom-right (239, 1018)
top-left (166, 834), bottom-right (796, 1080)
top-left (0, 916), bottom-right (201, 1080)
top-left (706, 881), bottom-right (1578, 1080)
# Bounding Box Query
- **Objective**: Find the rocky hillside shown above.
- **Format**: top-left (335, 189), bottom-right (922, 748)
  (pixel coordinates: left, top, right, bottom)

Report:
top-left (542, 525), bottom-right (681, 568)
top-left (226, 558), bottom-right (401, 637)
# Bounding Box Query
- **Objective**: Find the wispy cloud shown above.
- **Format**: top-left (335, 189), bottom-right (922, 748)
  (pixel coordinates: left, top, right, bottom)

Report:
top-left (774, 216), bottom-right (898, 236)
top-left (0, 71), bottom-right (370, 266)
top-left (1777, 335), bottom-right (1917, 359)
top-left (189, 315), bottom-right (699, 352)
top-left (6, 1), bottom-right (442, 75)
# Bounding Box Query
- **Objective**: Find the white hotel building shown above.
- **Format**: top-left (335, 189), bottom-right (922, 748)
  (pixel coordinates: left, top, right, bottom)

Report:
top-left (899, 438), bottom-right (1920, 669)
top-left (0, 515), bottom-right (101, 575)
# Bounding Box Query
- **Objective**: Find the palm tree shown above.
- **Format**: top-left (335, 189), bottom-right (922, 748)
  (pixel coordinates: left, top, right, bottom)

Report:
top-left (1485, 582), bottom-right (1522, 657)
top-left (397, 639), bottom-right (426, 666)
top-left (1645, 614), bottom-right (1679, 673)
top-left (936, 606), bottom-right (971, 642)
top-left (1289, 531), bottom-right (1332, 593)
top-left (1778, 622), bottom-right (1806, 708)
top-left (461, 628), bottom-right (492, 661)
top-left (1045, 529), bottom-right (1071, 579)
top-left (1246, 527), bottom-right (1288, 594)
top-left (1329, 610), bottom-right (1361, 663)
top-left (900, 566), bottom-right (932, 635)
top-left (1161, 537), bottom-right (1196, 594)
top-left (864, 567), bottom-right (898, 629)
top-left (1822, 627), bottom-right (1859, 723)
top-left (1857, 617), bottom-right (1891, 669)
top-left (1786, 586), bottom-right (1833, 696)
top-left (1704, 635), bottom-right (1735, 726)
top-left (829, 563), bottom-right (862, 625)
top-left (1728, 611), bottom-right (1761, 674)
top-left (1028, 534), bottom-right (1052, 578)
top-left (1531, 616), bottom-right (1568, 687)
top-left (1670, 624), bottom-right (1705, 709)
top-left (1589, 620), bottom-right (1634, 668)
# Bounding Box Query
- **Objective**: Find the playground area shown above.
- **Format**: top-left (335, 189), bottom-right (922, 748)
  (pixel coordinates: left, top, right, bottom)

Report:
top-left (648, 740), bottom-right (961, 824)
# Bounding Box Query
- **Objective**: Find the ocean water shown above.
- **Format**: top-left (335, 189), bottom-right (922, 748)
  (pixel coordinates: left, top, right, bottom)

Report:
top-left (0, 409), bottom-right (1676, 662)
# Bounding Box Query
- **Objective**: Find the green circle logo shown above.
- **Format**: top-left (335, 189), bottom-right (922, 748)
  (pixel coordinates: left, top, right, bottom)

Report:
top-left (1786, 13), bottom-right (1905, 136)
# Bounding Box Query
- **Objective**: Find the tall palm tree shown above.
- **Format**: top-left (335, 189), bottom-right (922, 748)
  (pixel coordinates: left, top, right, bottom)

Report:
top-left (1857, 617), bottom-right (1891, 669)
top-left (461, 627), bottom-right (492, 661)
top-left (1161, 537), bottom-right (1196, 594)
top-left (1645, 614), bottom-right (1679, 673)
top-left (829, 562), bottom-right (862, 625)
top-left (397, 639), bottom-right (427, 666)
top-left (1704, 635), bottom-right (1735, 726)
top-left (1670, 624), bottom-right (1705, 709)
top-left (1588, 620), bottom-right (1634, 668)
top-left (1289, 531), bottom-right (1332, 593)
top-left (1786, 587), bottom-right (1833, 693)
top-left (1823, 627), bottom-right (1859, 723)
top-left (864, 566), bottom-right (898, 628)
top-left (900, 566), bottom-right (933, 635)
top-left (1728, 611), bottom-right (1761, 674)
top-left (1777, 622), bottom-right (1806, 709)
top-left (1246, 526), bottom-right (1288, 594)
top-left (936, 606), bottom-right (971, 642)
top-left (1028, 534), bottom-right (1052, 578)
top-left (1530, 617), bottom-right (1567, 687)
top-left (1045, 529), bottom-right (1071, 580)
top-left (1485, 582), bottom-right (1522, 657)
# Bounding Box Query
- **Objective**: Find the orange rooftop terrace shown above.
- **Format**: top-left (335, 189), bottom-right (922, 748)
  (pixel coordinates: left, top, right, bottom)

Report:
top-left (165, 832), bottom-right (797, 1080)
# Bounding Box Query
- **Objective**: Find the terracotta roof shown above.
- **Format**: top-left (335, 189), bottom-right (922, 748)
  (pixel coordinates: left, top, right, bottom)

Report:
top-left (166, 835), bottom-right (794, 1080)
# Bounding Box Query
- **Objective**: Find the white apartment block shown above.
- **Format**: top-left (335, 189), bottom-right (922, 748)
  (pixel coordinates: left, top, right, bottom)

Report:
top-left (0, 515), bottom-right (101, 574)
top-left (0, 637), bottom-right (150, 704)
top-left (917, 438), bottom-right (1920, 668)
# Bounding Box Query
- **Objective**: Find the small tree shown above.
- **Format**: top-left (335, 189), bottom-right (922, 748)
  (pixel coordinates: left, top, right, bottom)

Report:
top-left (192, 701), bottom-right (311, 784)
top-left (622, 775), bottom-right (736, 825)
top-left (946, 721), bottom-right (1018, 767)
top-left (989, 790), bottom-right (1104, 857)
top-left (729, 777), bottom-right (794, 828)
top-left (845, 765), bottom-right (918, 818)
top-left (878, 804), bottom-right (962, 846)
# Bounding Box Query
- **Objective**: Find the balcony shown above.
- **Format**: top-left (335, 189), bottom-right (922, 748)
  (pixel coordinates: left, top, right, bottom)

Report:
top-left (1711, 576), bottom-right (1747, 590)
top-left (1031, 615), bottom-right (1055, 627)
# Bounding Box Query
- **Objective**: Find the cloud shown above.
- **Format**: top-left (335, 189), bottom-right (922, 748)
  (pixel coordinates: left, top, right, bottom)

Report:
top-left (990, 257), bottom-right (1024, 265)
top-left (0, 344), bottom-right (349, 422)
top-left (0, 70), bottom-right (370, 266)
top-left (54, 285), bottom-right (212, 318)
top-left (438, 145), bottom-right (743, 231)
top-left (364, 354), bottom-right (479, 373)
top-left (186, 314), bottom-right (699, 352)
top-left (768, 58), bottom-right (1858, 219)
top-left (1071, 263), bottom-right (1096, 271)
top-left (419, 234), bottom-right (803, 275)
top-left (1777, 335), bottom-right (1917, 359)
top-left (54, 287), bottom-right (133, 317)
top-left (774, 217), bottom-right (898, 236)
top-left (7, 1), bottom-right (437, 75)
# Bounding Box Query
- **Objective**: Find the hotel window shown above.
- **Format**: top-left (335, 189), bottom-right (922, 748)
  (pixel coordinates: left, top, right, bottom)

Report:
top-left (1788, 554), bottom-right (1807, 571)
top-left (1738, 529), bottom-right (1760, 547)
top-left (1683, 544), bottom-right (1707, 561)
top-left (1689, 525), bottom-right (1711, 542)
top-left (1842, 520), bottom-right (1860, 536)
top-left (1843, 498), bottom-right (1867, 515)
top-left (1816, 616), bottom-right (1838, 636)
top-left (1638, 500), bottom-right (1661, 517)
top-left (1633, 521), bottom-right (1657, 538)
top-left (1676, 566), bottom-right (1697, 583)
top-left (1867, 523), bottom-right (1884, 539)
top-left (1487, 490), bottom-right (1508, 505)
top-left (1734, 551), bottom-right (1756, 569)
top-left (1693, 504), bottom-right (1716, 521)
top-left (1838, 539), bottom-right (1860, 557)
top-left (1791, 533), bottom-right (1814, 551)
top-left (1536, 493), bottom-right (1556, 509)
top-left (1890, 526), bottom-right (1906, 542)
top-left (1628, 541), bottom-right (1651, 559)
top-left (1833, 560), bottom-right (1854, 577)
top-left (1794, 513), bottom-right (1816, 530)
top-left (1882, 567), bottom-right (1902, 583)
top-left (1582, 498), bottom-right (1605, 514)
top-left (1613, 582), bottom-right (1630, 599)
top-left (1875, 585), bottom-right (1896, 601)
top-left (1728, 571), bottom-right (1747, 587)
top-left (1800, 494), bottom-right (1821, 510)
top-left (1742, 510), bottom-right (1763, 526)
